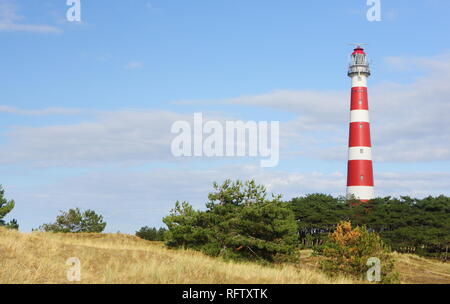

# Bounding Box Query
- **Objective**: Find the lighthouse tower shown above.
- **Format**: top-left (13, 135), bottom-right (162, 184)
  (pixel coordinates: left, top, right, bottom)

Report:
top-left (346, 45), bottom-right (374, 201)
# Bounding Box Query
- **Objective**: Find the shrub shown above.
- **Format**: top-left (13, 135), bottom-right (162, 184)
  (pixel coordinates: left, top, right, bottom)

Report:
top-left (315, 221), bottom-right (399, 283)
top-left (40, 208), bottom-right (107, 233)
top-left (136, 226), bottom-right (167, 241)
top-left (5, 219), bottom-right (19, 230)
top-left (163, 180), bottom-right (298, 263)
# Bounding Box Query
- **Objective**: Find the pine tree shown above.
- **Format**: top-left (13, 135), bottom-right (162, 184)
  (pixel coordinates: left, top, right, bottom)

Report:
top-left (39, 208), bottom-right (106, 233)
top-left (0, 185), bottom-right (17, 228)
top-left (163, 180), bottom-right (298, 262)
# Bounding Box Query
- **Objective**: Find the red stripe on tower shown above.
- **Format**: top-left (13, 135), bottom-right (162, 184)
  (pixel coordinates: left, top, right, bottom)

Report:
top-left (351, 88), bottom-right (369, 110)
top-left (349, 122), bottom-right (372, 147)
top-left (346, 45), bottom-right (375, 201)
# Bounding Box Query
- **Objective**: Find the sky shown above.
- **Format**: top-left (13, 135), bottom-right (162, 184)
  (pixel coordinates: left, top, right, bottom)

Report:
top-left (1, 0), bottom-right (450, 233)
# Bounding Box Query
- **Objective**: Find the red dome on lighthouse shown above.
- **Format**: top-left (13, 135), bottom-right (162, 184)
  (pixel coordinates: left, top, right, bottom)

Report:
top-left (352, 47), bottom-right (366, 55)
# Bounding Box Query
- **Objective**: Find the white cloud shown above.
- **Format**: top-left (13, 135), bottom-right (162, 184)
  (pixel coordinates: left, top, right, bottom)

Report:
top-left (0, 105), bottom-right (82, 115)
top-left (0, 110), bottom-right (186, 167)
top-left (0, 0), bottom-right (61, 33)
top-left (124, 61), bottom-right (144, 70)
top-left (0, 109), bottom-right (285, 167)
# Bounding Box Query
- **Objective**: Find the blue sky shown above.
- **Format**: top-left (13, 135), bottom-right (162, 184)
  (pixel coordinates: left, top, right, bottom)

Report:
top-left (1, 0), bottom-right (450, 233)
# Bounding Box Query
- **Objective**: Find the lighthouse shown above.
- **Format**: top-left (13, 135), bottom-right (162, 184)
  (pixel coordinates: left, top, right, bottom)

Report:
top-left (346, 45), bottom-right (374, 201)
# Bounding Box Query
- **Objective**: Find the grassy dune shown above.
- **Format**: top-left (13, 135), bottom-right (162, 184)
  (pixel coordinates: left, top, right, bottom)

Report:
top-left (0, 228), bottom-right (448, 284)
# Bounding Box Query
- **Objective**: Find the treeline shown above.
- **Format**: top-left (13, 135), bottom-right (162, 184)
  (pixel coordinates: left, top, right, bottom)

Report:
top-left (157, 181), bottom-right (449, 261)
top-left (136, 226), bottom-right (167, 241)
top-left (291, 194), bottom-right (450, 259)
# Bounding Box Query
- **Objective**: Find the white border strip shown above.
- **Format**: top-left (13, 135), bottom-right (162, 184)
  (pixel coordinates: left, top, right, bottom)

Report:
top-left (351, 75), bottom-right (368, 88)
top-left (348, 147), bottom-right (372, 160)
top-left (347, 186), bottom-right (375, 200)
top-left (350, 110), bottom-right (370, 123)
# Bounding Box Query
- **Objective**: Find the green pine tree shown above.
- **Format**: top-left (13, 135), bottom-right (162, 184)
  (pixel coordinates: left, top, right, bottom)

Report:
top-left (39, 208), bottom-right (106, 233)
top-left (0, 185), bottom-right (18, 229)
top-left (163, 180), bottom-right (298, 263)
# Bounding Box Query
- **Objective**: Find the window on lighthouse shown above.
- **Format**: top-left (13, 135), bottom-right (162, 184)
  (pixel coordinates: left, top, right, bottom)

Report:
top-left (360, 175), bottom-right (364, 181)
top-left (354, 54), bottom-right (366, 65)
top-left (360, 149), bottom-right (364, 154)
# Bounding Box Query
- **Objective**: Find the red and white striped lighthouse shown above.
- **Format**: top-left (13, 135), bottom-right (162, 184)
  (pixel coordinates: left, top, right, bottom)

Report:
top-left (346, 45), bottom-right (374, 201)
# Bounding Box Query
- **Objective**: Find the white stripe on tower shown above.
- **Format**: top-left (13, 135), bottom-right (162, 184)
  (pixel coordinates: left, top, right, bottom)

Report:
top-left (350, 110), bottom-right (370, 123)
top-left (346, 186), bottom-right (375, 199)
top-left (351, 76), bottom-right (367, 87)
top-left (348, 147), bottom-right (372, 160)
top-left (346, 46), bottom-right (375, 202)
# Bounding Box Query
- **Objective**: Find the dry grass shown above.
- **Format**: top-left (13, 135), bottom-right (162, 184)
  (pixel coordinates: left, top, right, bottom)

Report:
top-left (295, 249), bottom-right (450, 284)
top-left (0, 228), bottom-right (355, 284)
top-left (392, 252), bottom-right (450, 284)
top-left (1, 228), bottom-right (448, 284)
